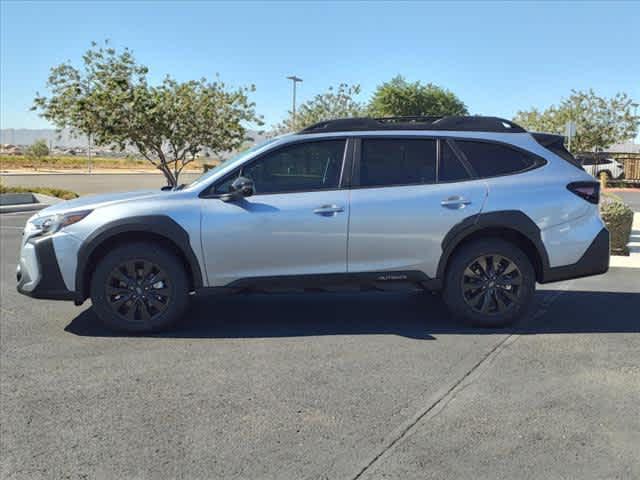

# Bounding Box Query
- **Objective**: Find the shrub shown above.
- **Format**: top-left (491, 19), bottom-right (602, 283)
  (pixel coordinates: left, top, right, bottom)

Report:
top-left (600, 200), bottom-right (634, 255)
top-left (0, 183), bottom-right (79, 200)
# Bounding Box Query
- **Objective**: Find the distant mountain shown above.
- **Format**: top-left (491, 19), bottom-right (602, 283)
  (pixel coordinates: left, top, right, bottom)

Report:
top-left (1, 128), bottom-right (89, 147)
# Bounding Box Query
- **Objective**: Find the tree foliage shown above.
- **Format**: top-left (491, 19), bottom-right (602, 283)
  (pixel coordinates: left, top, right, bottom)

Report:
top-left (368, 75), bottom-right (468, 118)
top-left (26, 139), bottom-right (50, 158)
top-left (273, 83), bottom-right (366, 133)
top-left (33, 41), bottom-right (262, 186)
top-left (514, 89), bottom-right (639, 152)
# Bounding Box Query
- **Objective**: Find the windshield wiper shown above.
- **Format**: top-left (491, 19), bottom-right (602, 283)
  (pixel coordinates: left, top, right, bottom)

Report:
top-left (161, 184), bottom-right (187, 191)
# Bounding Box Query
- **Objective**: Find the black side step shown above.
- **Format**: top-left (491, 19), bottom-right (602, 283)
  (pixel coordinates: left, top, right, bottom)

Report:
top-left (196, 271), bottom-right (442, 296)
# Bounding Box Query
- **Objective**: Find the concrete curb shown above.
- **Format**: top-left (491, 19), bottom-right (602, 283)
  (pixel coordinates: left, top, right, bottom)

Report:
top-left (0, 192), bottom-right (62, 214)
top-left (0, 203), bottom-right (48, 214)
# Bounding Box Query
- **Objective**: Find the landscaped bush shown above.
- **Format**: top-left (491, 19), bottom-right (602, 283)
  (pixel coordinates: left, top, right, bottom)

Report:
top-left (600, 200), bottom-right (634, 255)
top-left (0, 183), bottom-right (79, 200)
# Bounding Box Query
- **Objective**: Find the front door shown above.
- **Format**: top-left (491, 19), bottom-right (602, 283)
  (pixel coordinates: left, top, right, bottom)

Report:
top-left (200, 139), bottom-right (349, 286)
top-left (347, 137), bottom-right (487, 278)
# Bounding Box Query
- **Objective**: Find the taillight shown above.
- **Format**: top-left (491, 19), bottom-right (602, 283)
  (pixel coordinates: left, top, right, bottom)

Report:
top-left (567, 181), bottom-right (600, 204)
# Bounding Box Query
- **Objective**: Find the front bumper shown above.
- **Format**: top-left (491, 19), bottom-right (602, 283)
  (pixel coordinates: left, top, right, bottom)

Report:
top-left (17, 236), bottom-right (77, 300)
top-left (540, 227), bottom-right (610, 283)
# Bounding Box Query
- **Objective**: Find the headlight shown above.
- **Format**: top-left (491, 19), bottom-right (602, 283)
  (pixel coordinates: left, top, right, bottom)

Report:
top-left (28, 210), bottom-right (92, 237)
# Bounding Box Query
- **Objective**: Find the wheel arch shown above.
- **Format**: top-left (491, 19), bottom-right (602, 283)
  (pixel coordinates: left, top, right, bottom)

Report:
top-left (75, 215), bottom-right (203, 302)
top-left (437, 211), bottom-right (550, 283)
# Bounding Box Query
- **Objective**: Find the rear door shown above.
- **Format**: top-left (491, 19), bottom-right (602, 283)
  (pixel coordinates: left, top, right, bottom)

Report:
top-left (347, 137), bottom-right (487, 278)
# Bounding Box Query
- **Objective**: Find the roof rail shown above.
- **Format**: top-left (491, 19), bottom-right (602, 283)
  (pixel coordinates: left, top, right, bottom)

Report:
top-left (298, 116), bottom-right (526, 134)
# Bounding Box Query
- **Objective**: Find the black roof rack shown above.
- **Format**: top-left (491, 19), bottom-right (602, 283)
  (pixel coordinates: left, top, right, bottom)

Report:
top-left (298, 116), bottom-right (526, 134)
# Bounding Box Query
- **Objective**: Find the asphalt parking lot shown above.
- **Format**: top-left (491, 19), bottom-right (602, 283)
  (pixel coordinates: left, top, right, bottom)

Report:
top-left (1, 211), bottom-right (639, 479)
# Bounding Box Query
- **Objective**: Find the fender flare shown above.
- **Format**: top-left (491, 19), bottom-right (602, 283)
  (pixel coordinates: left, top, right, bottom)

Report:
top-left (436, 210), bottom-right (551, 280)
top-left (75, 215), bottom-right (203, 299)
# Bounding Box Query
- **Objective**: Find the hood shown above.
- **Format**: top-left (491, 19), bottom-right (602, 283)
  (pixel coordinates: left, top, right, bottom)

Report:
top-left (33, 189), bottom-right (166, 217)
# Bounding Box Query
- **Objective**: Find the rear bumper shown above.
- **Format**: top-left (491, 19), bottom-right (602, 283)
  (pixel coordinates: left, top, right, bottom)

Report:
top-left (540, 227), bottom-right (609, 283)
top-left (17, 237), bottom-right (77, 301)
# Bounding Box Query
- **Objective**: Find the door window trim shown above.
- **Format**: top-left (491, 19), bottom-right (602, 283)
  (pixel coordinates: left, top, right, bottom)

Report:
top-left (349, 135), bottom-right (547, 190)
top-left (199, 136), bottom-right (353, 198)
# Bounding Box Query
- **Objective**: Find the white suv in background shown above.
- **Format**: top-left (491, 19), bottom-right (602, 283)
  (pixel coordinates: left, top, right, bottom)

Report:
top-left (17, 116), bottom-right (609, 332)
top-left (580, 155), bottom-right (625, 180)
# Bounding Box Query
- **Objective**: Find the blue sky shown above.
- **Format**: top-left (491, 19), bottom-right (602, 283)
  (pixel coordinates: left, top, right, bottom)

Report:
top-left (1, 1), bottom-right (639, 131)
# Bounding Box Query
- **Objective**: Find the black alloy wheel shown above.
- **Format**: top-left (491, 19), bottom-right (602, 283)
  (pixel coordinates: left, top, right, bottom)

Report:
top-left (106, 259), bottom-right (171, 325)
top-left (461, 254), bottom-right (522, 315)
top-left (90, 242), bottom-right (190, 333)
top-left (442, 238), bottom-right (535, 328)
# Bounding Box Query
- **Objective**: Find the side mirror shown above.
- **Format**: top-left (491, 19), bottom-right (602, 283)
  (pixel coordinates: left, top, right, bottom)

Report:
top-left (221, 176), bottom-right (254, 201)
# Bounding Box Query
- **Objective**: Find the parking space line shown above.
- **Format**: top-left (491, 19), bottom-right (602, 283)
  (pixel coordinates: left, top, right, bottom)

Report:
top-left (351, 287), bottom-right (570, 480)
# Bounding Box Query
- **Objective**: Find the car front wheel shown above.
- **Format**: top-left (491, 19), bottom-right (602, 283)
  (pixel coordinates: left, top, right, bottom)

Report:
top-left (90, 242), bottom-right (190, 332)
top-left (443, 238), bottom-right (536, 328)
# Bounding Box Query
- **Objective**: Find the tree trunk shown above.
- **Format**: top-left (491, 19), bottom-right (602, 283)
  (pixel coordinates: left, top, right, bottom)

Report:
top-left (157, 151), bottom-right (177, 187)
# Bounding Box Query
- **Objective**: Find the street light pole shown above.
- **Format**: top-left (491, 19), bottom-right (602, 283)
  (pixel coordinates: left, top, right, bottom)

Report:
top-left (286, 75), bottom-right (303, 126)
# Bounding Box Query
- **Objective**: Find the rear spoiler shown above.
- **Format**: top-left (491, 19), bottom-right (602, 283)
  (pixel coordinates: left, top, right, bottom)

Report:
top-left (531, 133), bottom-right (582, 168)
top-left (532, 132), bottom-right (564, 148)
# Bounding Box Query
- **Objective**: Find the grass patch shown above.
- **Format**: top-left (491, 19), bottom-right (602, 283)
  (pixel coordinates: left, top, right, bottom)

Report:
top-left (0, 155), bottom-right (151, 170)
top-left (0, 183), bottom-right (79, 200)
top-left (0, 155), bottom-right (206, 171)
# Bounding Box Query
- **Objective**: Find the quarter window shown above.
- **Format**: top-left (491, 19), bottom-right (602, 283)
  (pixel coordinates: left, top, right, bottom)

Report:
top-left (360, 139), bottom-right (437, 187)
top-left (454, 140), bottom-right (538, 178)
top-left (219, 140), bottom-right (345, 195)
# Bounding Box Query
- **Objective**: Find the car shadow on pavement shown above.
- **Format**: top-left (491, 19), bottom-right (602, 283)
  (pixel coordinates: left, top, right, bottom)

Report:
top-left (65, 289), bottom-right (640, 339)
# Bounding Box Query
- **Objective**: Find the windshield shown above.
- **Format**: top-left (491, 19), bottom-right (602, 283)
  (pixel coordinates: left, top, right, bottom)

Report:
top-left (188, 138), bottom-right (279, 188)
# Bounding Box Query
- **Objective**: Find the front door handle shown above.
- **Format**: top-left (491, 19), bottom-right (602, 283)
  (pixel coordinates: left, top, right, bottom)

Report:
top-left (313, 205), bottom-right (344, 216)
top-left (441, 196), bottom-right (472, 209)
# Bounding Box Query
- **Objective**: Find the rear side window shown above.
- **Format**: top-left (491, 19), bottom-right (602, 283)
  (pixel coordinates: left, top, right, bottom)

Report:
top-left (360, 138), bottom-right (437, 187)
top-left (439, 141), bottom-right (470, 182)
top-left (454, 140), bottom-right (538, 178)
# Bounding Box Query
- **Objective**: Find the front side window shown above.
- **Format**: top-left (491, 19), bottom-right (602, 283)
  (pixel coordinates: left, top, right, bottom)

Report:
top-left (360, 138), bottom-right (437, 187)
top-left (189, 138), bottom-right (279, 188)
top-left (454, 140), bottom-right (538, 178)
top-left (217, 140), bottom-right (346, 195)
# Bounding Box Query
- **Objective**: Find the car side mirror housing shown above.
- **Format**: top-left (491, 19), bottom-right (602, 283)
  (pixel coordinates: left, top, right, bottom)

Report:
top-left (221, 176), bottom-right (254, 201)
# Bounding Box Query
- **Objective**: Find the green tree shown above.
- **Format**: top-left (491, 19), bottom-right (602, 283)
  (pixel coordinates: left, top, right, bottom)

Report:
top-left (273, 83), bottom-right (366, 133)
top-left (514, 89), bottom-right (639, 152)
top-left (33, 41), bottom-right (262, 186)
top-left (368, 75), bottom-right (468, 118)
top-left (27, 139), bottom-right (50, 158)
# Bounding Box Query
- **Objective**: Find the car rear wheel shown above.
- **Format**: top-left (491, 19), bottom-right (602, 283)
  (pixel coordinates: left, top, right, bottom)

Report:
top-left (90, 242), bottom-right (190, 332)
top-left (443, 238), bottom-right (535, 328)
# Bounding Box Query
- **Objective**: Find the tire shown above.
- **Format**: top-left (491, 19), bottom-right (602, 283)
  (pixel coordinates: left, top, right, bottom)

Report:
top-left (90, 242), bottom-right (190, 333)
top-left (442, 238), bottom-right (535, 328)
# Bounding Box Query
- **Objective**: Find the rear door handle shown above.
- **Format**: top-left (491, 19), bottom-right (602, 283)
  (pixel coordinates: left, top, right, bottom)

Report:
top-left (441, 196), bottom-right (472, 209)
top-left (313, 205), bottom-right (344, 216)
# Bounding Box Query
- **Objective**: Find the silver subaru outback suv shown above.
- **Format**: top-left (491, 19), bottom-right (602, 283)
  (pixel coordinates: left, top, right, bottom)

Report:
top-left (17, 116), bottom-right (609, 332)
